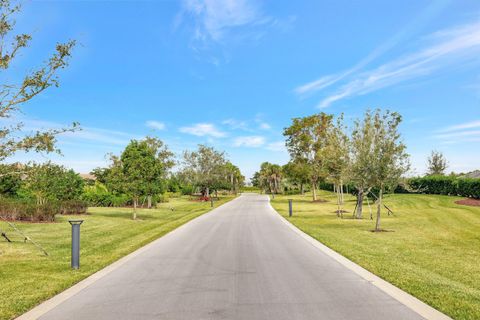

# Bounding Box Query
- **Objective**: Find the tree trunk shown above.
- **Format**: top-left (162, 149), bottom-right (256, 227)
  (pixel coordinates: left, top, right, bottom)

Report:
top-left (375, 188), bottom-right (383, 231)
top-left (300, 183), bottom-right (304, 195)
top-left (133, 198), bottom-right (138, 220)
top-left (340, 181), bottom-right (344, 205)
top-left (312, 181), bottom-right (317, 201)
top-left (147, 195), bottom-right (152, 209)
top-left (356, 188), bottom-right (364, 219)
top-left (215, 189), bottom-right (218, 199)
top-left (205, 187), bottom-right (210, 198)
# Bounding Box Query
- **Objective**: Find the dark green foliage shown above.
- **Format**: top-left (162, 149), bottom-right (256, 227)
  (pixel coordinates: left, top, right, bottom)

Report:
top-left (21, 162), bottom-right (84, 203)
top-left (409, 175), bottom-right (480, 199)
top-left (81, 182), bottom-right (129, 207)
top-left (0, 164), bottom-right (22, 195)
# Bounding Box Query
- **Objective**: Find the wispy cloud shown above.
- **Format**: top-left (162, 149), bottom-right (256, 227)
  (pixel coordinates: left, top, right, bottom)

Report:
top-left (439, 120), bottom-right (480, 132)
top-left (222, 118), bottom-right (250, 131)
top-left (296, 19), bottom-right (480, 108)
top-left (233, 135), bottom-right (265, 147)
top-left (265, 141), bottom-right (285, 152)
top-left (179, 123), bottom-right (226, 137)
top-left (434, 120), bottom-right (480, 144)
top-left (181, 0), bottom-right (268, 42)
top-left (295, 1), bottom-right (451, 98)
top-left (146, 120), bottom-right (166, 131)
top-left (259, 122), bottom-right (271, 130)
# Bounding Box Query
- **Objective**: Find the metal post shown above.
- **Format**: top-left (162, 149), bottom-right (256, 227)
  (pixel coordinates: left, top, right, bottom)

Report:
top-left (69, 220), bottom-right (83, 269)
top-left (210, 198), bottom-right (214, 208)
top-left (288, 199), bottom-right (293, 217)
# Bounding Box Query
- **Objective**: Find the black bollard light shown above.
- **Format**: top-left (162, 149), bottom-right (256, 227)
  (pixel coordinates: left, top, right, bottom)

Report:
top-left (288, 199), bottom-right (293, 217)
top-left (69, 220), bottom-right (83, 269)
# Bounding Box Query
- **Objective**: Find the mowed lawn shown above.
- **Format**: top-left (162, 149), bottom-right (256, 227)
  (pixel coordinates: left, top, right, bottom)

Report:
top-left (271, 191), bottom-right (480, 320)
top-left (0, 195), bottom-right (234, 320)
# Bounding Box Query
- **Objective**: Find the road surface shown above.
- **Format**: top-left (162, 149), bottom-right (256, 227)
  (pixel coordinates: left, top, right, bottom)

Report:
top-left (39, 194), bottom-right (422, 320)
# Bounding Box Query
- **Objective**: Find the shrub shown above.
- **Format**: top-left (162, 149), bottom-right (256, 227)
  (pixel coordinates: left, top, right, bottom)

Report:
top-left (0, 198), bottom-right (58, 222)
top-left (408, 176), bottom-right (480, 199)
top-left (60, 200), bottom-right (88, 215)
top-left (155, 193), bottom-right (169, 204)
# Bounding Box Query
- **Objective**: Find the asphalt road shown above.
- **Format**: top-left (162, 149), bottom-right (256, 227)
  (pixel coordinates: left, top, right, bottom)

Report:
top-left (40, 194), bottom-right (422, 320)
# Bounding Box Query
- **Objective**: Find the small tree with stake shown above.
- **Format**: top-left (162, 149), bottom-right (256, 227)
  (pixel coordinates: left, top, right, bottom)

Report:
top-left (368, 110), bottom-right (410, 231)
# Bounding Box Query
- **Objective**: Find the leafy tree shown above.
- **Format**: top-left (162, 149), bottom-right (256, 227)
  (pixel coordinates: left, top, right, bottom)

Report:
top-left (324, 115), bottom-right (350, 216)
top-left (284, 113), bottom-right (333, 201)
top-left (22, 162), bottom-right (84, 204)
top-left (0, 163), bottom-right (22, 195)
top-left (0, 1), bottom-right (77, 166)
top-left (120, 138), bottom-right (173, 218)
top-left (181, 145), bottom-right (227, 198)
top-left (427, 150), bottom-right (448, 175)
top-left (367, 110), bottom-right (410, 231)
top-left (142, 137), bottom-right (175, 208)
top-left (282, 160), bottom-right (310, 194)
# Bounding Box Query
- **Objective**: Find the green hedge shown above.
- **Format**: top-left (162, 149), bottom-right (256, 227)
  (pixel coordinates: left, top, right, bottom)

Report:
top-left (408, 176), bottom-right (480, 199)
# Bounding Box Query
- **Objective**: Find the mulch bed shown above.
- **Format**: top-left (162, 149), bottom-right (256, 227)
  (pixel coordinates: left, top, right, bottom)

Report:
top-left (455, 198), bottom-right (480, 207)
top-left (312, 199), bottom-right (328, 203)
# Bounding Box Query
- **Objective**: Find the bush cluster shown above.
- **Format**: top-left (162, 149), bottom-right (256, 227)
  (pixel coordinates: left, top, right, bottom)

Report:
top-left (0, 198), bottom-right (89, 222)
top-left (409, 176), bottom-right (480, 199)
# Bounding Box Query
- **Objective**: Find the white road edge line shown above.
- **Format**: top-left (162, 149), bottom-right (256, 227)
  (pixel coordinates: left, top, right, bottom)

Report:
top-left (266, 198), bottom-right (452, 320)
top-left (15, 197), bottom-right (239, 320)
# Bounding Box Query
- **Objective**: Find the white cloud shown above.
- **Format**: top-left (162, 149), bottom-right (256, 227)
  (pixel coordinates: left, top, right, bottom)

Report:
top-left (265, 141), bottom-right (285, 152)
top-left (222, 118), bottom-right (250, 131)
top-left (182, 0), bottom-right (266, 42)
top-left (259, 122), bottom-right (271, 130)
top-left (439, 120), bottom-right (480, 133)
top-left (233, 135), bottom-right (265, 147)
top-left (296, 20), bottom-right (480, 108)
top-left (146, 120), bottom-right (166, 131)
top-left (295, 1), bottom-right (450, 98)
top-left (179, 123), bottom-right (226, 137)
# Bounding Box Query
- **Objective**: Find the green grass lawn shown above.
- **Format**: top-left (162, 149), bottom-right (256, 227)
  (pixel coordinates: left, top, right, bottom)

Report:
top-left (271, 191), bottom-right (480, 320)
top-left (0, 195), bottom-right (234, 320)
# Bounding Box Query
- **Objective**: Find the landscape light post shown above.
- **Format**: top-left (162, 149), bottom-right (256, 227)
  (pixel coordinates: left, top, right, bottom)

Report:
top-left (288, 199), bottom-right (293, 217)
top-left (69, 220), bottom-right (84, 269)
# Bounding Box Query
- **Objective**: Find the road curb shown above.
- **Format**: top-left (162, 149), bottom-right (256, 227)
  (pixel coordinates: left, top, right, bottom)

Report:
top-left (266, 198), bottom-right (452, 320)
top-left (16, 197), bottom-right (240, 320)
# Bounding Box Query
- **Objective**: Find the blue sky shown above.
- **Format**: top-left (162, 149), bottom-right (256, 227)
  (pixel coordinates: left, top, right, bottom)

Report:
top-left (6, 0), bottom-right (480, 179)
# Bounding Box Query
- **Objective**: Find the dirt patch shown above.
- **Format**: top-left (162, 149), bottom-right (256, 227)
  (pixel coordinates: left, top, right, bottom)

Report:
top-left (369, 229), bottom-right (395, 233)
top-left (334, 209), bottom-right (349, 214)
top-left (455, 198), bottom-right (480, 207)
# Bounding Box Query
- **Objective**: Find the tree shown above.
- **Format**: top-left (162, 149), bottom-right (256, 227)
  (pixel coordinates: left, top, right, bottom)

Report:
top-left (282, 160), bottom-right (310, 195)
top-left (142, 137), bottom-right (175, 208)
top-left (324, 115), bottom-right (350, 216)
top-left (284, 113), bottom-right (333, 201)
top-left (427, 150), bottom-right (448, 175)
top-left (367, 110), bottom-right (410, 231)
top-left (0, 1), bottom-right (77, 166)
top-left (255, 162), bottom-right (283, 195)
top-left (120, 138), bottom-right (173, 218)
top-left (23, 162), bottom-right (84, 204)
top-left (181, 145), bottom-right (227, 198)
top-left (350, 112), bottom-right (377, 219)
top-left (223, 162), bottom-right (244, 194)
